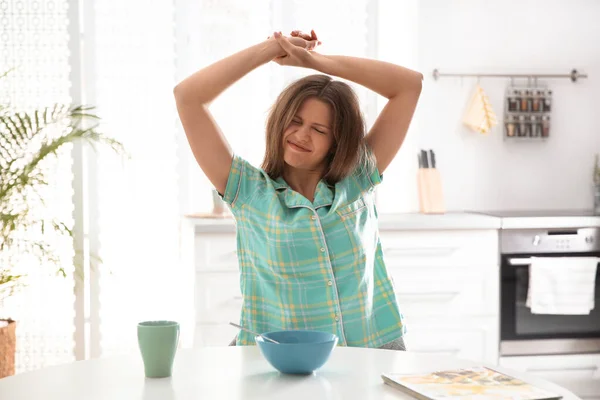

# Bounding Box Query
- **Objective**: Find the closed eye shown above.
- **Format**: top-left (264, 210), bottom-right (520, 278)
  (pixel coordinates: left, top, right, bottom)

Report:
top-left (291, 116), bottom-right (327, 134)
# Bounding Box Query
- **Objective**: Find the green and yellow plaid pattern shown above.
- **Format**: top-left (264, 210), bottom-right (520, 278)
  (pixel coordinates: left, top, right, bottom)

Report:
top-left (221, 154), bottom-right (405, 347)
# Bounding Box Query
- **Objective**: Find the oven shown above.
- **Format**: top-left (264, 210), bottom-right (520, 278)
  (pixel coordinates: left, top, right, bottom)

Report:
top-left (500, 227), bottom-right (600, 356)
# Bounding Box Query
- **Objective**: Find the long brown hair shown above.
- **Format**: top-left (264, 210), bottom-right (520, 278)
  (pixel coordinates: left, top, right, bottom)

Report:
top-left (261, 74), bottom-right (374, 185)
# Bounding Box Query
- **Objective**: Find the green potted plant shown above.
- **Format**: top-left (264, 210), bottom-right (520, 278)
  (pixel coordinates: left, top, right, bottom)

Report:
top-left (0, 70), bottom-right (124, 377)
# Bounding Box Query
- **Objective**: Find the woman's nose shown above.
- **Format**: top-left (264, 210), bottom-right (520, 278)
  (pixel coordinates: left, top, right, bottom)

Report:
top-left (297, 124), bottom-right (311, 139)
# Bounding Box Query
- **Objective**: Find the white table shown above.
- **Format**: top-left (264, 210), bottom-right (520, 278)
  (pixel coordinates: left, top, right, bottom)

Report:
top-left (0, 347), bottom-right (580, 399)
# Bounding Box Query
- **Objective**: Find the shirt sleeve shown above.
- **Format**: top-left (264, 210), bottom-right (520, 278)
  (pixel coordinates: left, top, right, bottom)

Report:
top-left (219, 154), bottom-right (265, 210)
top-left (349, 147), bottom-right (383, 194)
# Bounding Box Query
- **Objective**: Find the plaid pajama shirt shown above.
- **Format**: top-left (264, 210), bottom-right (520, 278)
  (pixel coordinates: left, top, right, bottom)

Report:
top-left (220, 154), bottom-right (405, 347)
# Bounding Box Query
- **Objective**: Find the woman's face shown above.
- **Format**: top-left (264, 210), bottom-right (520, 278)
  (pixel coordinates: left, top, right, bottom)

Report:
top-left (282, 98), bottom-right (334, 173)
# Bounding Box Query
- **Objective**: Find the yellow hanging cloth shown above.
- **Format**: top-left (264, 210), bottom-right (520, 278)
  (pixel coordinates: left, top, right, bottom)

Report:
top-left (463, 84), bottom-right (498, 134)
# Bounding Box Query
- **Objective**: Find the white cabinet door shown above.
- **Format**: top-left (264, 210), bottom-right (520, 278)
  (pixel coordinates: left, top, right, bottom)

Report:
top-left (388, 263), bottom-right (499, 317)
top-left (379, 230), bottom-right (498, 268)
top-left (403, 317), bottom-right (499, 364)
top-left (195, 233), bottom-right (238, 272)
top-left (195, 272), bottom-right (242, 324)
top-left (500, 354), bottom-right (600, 398)
top-left (194, 323), bottom-right (237, 347)
top-left (405, 328), bottom-right (486, 361)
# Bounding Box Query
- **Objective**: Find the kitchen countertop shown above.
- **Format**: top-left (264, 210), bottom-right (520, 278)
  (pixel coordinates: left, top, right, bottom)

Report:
top-left (186, 210), bottom-right (600, 233)
top-left (0, 346), bottom-right (579, 400)
top-left (186, 212), bottom-right (503, 233)
top-left (499, 215), bottom-right (600, 229)
top-left (375, 212), bottom-right (503, 230)
top-left (470, 209), bottom-right (600, 230)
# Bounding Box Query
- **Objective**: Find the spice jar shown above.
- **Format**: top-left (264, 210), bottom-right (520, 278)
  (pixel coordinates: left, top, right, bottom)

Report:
top-left (518, 115), bottom-right (529, 137)
top-left (531, 90), bottom-right (541, 112)
top-left (508, 89), bottom-right (519, 112)
top-left (520, 90), bottom-right (529, 112)
top-left (506, 116), bottom-right (516, 137)
top-left (541, 115), bottom-right (551, 137)
top-left (514, 89), bottom-right (522, 111)
top-left (530, 115), bottom-right (541, 137)
top-left (543, 89), bottom-right (552, 112)
top-left (508, 96), bottom-right (518, 112)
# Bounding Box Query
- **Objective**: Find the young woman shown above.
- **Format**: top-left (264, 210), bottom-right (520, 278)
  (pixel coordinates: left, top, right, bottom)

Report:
top-left (174, 30), bottom-right (422, 350)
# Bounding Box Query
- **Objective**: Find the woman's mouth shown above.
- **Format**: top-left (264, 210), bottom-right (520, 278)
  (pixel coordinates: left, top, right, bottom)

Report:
top-left (287, 140), bottom-right (311, 152)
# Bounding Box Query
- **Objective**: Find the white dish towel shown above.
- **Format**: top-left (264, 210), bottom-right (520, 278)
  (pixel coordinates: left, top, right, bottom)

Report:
top-left (526, 257), bottom-right (598, 315)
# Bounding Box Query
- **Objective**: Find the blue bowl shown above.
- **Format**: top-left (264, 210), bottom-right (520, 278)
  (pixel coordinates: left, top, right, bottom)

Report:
top-left (255, 330), bottom-right (338, 374)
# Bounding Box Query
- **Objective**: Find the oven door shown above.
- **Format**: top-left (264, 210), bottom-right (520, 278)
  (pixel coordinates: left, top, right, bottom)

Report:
top-left (500, 252), bottom-right (600, 356)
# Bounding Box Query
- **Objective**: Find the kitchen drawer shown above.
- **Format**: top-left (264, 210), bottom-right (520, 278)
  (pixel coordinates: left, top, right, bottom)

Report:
top-left (388, 264), bottom-right (499, 317)
top-left (404, 327), bottom-right (486, 363)
top-left (500, 354), bottom-right (600, 398)
top-left (403, 317), bottom-right (499, 364)
top-left (195, 272), bottom-right (242, 324)
top-left (194, 323), bottom-right (237, 347)
top-left (379, 229), bottom-right (498, 267)
top-left (195, 233), bottom-right (238, 271)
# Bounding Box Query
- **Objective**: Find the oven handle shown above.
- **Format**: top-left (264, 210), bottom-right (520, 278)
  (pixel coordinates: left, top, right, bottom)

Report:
top-left (508, 257), bottom-right (600, 266)
top-left (508, 258), bottom-right (532, 266)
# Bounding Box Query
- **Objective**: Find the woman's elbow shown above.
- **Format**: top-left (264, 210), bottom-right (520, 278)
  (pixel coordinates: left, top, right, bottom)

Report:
top-left (173, 83), bottom-right (186, 100)
top-left (411, 73), bottom-right (424, 93)
top-left (390, 72), bottom-right (423, 99)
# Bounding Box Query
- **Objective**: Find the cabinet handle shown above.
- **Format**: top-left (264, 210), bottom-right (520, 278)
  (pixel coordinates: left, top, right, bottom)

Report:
top-left (528, 365), bottom-right (600, 379)
top-left (383, 246), bottom-right (458, 258)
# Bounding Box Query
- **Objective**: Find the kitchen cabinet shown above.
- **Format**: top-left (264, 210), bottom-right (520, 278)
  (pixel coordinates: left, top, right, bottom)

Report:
top-left (500, 354), bottom-right (600, 399)
top-left (193, 232), bottom-right (240, 346)
top-left (402, 316), bottom-right (498, 363)
top-left (381, 230), bottom-right (499, 318)
top-left (191, 216), bottom-right (500, 365)
top-left (379, 229), bottom-right (499, 365)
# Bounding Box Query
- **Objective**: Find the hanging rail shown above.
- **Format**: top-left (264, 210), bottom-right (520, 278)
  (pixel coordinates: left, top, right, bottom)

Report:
top-left (432, 68), bottom-right (588, 82)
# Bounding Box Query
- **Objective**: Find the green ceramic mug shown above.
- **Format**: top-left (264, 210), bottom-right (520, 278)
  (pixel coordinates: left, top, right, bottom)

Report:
top-left (137, 320), bottom-right (180, 378)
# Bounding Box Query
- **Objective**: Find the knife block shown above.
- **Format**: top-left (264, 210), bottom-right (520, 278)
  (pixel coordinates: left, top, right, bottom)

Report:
top-left (417, 168), bottom-right (445, 214)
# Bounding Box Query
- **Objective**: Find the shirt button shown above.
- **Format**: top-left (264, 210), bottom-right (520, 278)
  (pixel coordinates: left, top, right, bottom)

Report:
top-left (320, 247), bottom-right (325, 252)
top-left (311, 215), bottom-right (317, 220)
top-left (327, 280), bottom-right (333, 286)
top-left (335, 316), bottom-right (340, 321)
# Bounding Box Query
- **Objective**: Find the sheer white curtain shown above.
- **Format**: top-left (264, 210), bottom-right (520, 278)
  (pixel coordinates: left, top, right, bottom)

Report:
top-left (92, 0), bottom-right (185, 358)
top-left (0, 0), bottom-right (76, 373)
top-left (1, 0), bottom-right (186, 369)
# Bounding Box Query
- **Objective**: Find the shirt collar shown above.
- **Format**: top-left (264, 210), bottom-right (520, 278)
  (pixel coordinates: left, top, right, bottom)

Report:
top-left (273, 177), bottom-right (334, 209)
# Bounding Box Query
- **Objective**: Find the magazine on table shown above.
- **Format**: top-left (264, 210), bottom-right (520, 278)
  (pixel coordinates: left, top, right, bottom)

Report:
top-left (381, 366), bottom-right (562, 400)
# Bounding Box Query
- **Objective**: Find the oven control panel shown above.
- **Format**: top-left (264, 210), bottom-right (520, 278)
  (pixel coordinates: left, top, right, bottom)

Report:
top-left (501, 227), bottom-right (600, 254)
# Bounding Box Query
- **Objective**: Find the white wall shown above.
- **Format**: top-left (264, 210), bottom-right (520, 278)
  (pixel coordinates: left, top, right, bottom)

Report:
top-left (384, 0), bottom-right (600, 213)
top-left (375, 0), bottom-right (421, 214)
